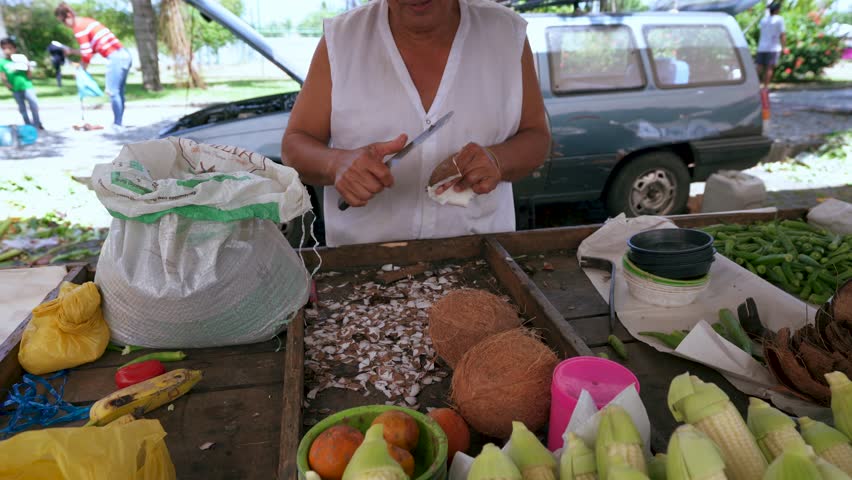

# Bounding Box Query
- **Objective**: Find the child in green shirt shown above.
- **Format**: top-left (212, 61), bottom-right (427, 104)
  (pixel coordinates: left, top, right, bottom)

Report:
top-left (1, 37), bottom-right (44, 130)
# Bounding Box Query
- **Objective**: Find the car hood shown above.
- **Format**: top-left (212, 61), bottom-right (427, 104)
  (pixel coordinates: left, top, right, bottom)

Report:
top-left (183, 0), bottom-right (306, 84)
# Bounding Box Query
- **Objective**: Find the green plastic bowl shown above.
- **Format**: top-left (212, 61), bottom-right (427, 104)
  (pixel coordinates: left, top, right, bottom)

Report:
top-left (296, 405), bottom-right (449, 480)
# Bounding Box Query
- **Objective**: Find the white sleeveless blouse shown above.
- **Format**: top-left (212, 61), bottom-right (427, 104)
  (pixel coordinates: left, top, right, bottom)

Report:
top-left (322, 0), bottom-right (527, 247)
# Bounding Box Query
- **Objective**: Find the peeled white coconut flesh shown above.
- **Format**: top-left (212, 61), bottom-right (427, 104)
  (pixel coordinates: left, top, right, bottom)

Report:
top-left (426, 174), bottom-right (476, 207)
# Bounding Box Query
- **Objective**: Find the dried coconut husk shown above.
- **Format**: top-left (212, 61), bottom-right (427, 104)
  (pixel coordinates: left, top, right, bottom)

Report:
top-left (832, 279), bottom-right (852, 324)
top-left (450, 328), bottom-right (558, 439)
top-left (428, 288), bottom-right (521, 368)
top-left (824, 321), bottom-right (852, 356)
top-left (765, 327), bottom-right (831, 405)
top-left (796, 341), bottom-right (835, 385)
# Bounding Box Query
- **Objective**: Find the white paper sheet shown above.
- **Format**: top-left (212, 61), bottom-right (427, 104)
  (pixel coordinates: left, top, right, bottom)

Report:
top-left (577, 214), bottom-right (829, 416)
top-left (0, 266), bottom-right (68, 345)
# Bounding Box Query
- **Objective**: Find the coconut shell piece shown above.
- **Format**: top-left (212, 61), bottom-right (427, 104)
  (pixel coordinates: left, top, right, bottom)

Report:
top-left (428, 288), bottom-right (521, 368)
top-left (832, 279), bottom-right (852, 324)
top-left (824, 321), bottom-right (852, 356)
top-left (796, 341), bottom-right (835, 386)
top-left (765, 327), bottom-right (831, 405)
top-left (450, 328), bottom-right (558, 439)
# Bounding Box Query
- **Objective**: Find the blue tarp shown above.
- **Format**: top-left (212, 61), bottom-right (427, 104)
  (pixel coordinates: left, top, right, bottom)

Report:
top-left (75, 68), bottom-right (104, 100)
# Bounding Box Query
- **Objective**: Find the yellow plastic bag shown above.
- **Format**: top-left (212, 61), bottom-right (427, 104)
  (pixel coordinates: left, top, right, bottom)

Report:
top-left (18, 281), bottom-right (110, 375)
top-left (0, 419), bottom-right (176, 479)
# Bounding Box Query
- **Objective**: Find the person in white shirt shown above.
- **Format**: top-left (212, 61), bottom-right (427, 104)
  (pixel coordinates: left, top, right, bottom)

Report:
top-left (280, 0), bottom-right (551, 247)
top-left (756, 2), bottom-right (788, 89)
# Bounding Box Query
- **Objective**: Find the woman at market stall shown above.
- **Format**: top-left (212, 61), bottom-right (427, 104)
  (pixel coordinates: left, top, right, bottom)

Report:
top-left (281, 0), bottom-right (550, 247)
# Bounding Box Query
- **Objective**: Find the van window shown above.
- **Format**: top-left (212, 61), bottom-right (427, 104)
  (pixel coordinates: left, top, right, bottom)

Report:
top-left (644, 25), bottom-right (745, 88)
top-left (546, 25), bottom-right (645, 94)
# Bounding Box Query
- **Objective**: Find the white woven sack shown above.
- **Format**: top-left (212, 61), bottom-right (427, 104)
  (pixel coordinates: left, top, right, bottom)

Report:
top-left (91, 137), bottom-right (313, 348)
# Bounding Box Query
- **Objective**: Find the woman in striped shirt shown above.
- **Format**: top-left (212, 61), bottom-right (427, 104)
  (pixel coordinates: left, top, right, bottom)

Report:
top-left (55, 2), bottom-right (133, 132)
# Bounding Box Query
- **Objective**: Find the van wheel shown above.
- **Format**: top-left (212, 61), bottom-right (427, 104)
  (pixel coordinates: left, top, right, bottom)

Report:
top-left (605, 152), bottom-right (690, 217)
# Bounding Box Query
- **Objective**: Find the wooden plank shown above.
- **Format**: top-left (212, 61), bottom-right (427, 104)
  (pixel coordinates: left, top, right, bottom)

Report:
top-left (300, 236), bottom-right (482, 272)
top-left (63, 350), bottom-right (285, 403)
top-left (279, 311), bottom-right (305, 480)
top-left (376, 262), bottom-right (432, 285)
top-left (0, 265), bottom-right (90, 391)
top-left (518, 251), bottom-right (610, 319)
top-left (591, 342), bottom-right (750, 454)
top-left (495, 208), bottom-right (808, 255)
top-left (568, 315), bottom-right (634, 347)
top-left (82, 338), bottom-right (284, 370)
top-left (483, 237), bottom-right (593, 358)
top-left (149, 385), bottom-right (283, 480)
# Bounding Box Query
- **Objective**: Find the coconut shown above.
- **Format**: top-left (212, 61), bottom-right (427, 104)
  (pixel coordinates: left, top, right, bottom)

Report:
top-left (831, 279), bottom-right (852, 324)
top-left (450, 328), bottom-right (558, 439)
top-left (428, 288), bottom-right (521, 368)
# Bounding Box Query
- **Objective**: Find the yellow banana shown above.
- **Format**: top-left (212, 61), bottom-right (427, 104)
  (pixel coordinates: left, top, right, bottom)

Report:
top-left (86, 369), bottom-right (203, 426)
top-left (105, 413), bottom-right (138, 427)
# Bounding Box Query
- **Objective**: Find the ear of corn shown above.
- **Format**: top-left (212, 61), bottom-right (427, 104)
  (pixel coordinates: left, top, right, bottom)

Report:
top-left (798, 416), bottom-right (852, 476)
top-left (607, 460), bottom-right (651, 480)
top-left (746, 397), bottom-right (808, 461)
top-left (596, 405), bottom-right (647, 480)
top-left (814, 457), bottom-right (852, 480)
top-left (647, 453), bottom-right (667, 480)
top-left (342, 424), bottom-right (408, 480)
top-left (666, 373), bottom-right (766, 480)
top-left (665, 425), bottom-right (727, 480)
top-left (560, 432), bottom-right (597, 480)
top-left (507, 421), bottom-right (558, 480)
top-left (468, 443), bottom-right (523, 480)
top-left (826, 372), bottom-right (852, 439)
top-left (763, 448), bottom-right (823, 480)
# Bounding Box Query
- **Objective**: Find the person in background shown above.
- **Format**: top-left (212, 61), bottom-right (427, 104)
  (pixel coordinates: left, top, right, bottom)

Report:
top-left (756, 2), bottom-right (788, 90)
top-left (47, 41), bottom-right (67, 87)
top-left (0, 37), bottom-right (44, 130)
top-left (54, 2), bottom-right (132, 132)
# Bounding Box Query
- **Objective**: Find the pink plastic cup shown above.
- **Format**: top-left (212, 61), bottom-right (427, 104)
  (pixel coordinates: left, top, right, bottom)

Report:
top-left (547, 356), bottom-right (640, 451)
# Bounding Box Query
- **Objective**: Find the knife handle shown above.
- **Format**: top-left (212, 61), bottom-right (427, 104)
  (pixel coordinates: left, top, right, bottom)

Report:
top-left (338, 197), bottom-right (351, 211)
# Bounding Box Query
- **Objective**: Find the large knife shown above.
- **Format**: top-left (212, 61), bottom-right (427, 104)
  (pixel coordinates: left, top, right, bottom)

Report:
top-left (338, 110), bottom-right (454, 211)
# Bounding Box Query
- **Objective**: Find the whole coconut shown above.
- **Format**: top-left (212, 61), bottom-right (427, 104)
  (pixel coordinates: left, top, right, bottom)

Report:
top-left (428, 288), bottom-right (521, 368)
top-left (450, 328), bottom-right (558, 439)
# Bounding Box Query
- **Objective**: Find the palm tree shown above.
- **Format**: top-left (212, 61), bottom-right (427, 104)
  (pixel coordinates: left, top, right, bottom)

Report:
top-left (130, 0), bottom-right (162, 91)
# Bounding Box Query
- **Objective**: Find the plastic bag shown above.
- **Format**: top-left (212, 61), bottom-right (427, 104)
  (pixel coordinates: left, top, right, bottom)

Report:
top-left (0, 419), bottom-right (176, 479)
top-left (91, 137), bottom-right (313, 348)
top-left (18, 281), bottom-right (109, 375)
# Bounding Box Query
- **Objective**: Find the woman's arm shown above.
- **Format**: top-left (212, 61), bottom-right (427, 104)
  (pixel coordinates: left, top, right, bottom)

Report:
top-left (441, 38), bottom-right (551, 195)
top-left (281, 37), bottom-right (407, 208)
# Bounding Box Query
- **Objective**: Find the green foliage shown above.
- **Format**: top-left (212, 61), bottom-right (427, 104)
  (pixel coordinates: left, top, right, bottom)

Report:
top-left (188, 0), bottom-right (244, 52)
top-left (1, 0), bottom-right (76, 70)
top-left (298, 2), bottom-right (343, 36)
top-left (736, 0), bottom-right (844, 81)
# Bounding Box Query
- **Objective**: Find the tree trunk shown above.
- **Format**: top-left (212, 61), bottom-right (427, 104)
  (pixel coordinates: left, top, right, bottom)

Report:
top-left (130, 0), bottom-right (162, 92)
top-left (0, 4), bottom-right (8, 39)
top-left (160, 0), bottom-right (205, 89)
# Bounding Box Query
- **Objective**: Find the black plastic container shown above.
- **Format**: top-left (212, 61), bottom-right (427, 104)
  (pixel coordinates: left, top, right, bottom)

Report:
top-left (626, 228), bottom-right (716, 280)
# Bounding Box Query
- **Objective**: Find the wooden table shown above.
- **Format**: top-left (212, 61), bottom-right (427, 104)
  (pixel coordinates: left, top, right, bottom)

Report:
top-left (0, 208), bottom-right (808, 479)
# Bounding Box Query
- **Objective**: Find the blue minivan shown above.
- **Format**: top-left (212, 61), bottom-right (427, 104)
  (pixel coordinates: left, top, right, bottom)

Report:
top-left (161, 1), bottom-right (772, 241)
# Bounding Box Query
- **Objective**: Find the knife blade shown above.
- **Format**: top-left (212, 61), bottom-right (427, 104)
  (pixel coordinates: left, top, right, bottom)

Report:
top-left (338, 110), bottom-right (454, 211)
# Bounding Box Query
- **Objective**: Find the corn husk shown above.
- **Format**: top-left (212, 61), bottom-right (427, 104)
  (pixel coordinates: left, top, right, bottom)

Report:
top-left (507, 421), bottom-right (557, 480)
top-left (560, 432), bottom-right (597, 480)
top-left (468, 443), bottom-right (522, 480)
top-left (798, 416), bottom-right (852, 476)
top-left (596, 405), bottom-right (647, 480)
top-left (746, 397), bottom-right (808, 462)
top-left (342, 424), bottom-right (408, 480)
top-left (665, 425), bottom-right (726, 480)
top-left (827, 371), bottom-right (852, 439)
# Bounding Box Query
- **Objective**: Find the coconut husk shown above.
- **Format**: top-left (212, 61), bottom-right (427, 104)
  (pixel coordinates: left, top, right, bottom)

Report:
top-left (450, 328), bottom-right (558, 439)
top-left (428, 289), bottom-right (521, 368)
top-left (832, 279), bottom-right (852, 324)
top-left (765, 328), bottom-right (831, 405)
top-left (796, 341), bottom-right (835, 386)
top-left (824, 321), bottom-right (852, 356)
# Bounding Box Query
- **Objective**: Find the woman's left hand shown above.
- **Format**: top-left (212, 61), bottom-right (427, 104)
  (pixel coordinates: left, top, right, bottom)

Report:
top-left (435, 142), bottom-right (502, 196)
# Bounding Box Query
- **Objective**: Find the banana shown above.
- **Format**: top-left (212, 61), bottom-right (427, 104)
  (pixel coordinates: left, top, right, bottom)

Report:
top-left (105, 413), bottom-right (138, 427)
top-left (85, 368), bottom-right (203, 427)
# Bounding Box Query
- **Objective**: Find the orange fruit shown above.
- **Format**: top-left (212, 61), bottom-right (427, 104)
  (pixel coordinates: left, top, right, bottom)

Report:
top-left (387, 444), bottom-right (415, 477)
top-left (371, 411), bottom-right (420, 451)
top-left (308, 424), bottom-right (364, 480)
top-left (428, 408), bottom-right (470, 463)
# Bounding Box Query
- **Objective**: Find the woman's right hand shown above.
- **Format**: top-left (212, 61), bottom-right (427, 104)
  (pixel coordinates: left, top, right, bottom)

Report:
top-left (334, 134), bottom-right (407, 207)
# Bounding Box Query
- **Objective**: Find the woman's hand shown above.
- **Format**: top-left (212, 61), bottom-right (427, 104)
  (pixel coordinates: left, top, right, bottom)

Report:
top-left (334, 134), bottom-right (407, 207)
top-left (435, 142), bottom-right (502, 196)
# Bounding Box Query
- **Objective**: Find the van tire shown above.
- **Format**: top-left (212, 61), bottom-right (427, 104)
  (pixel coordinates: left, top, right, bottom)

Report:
top-left (605, 152), bottom-right (690, 217)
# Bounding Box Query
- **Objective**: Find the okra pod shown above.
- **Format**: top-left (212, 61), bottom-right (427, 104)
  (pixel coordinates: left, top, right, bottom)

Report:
top-left (608, 335), bottom-right (628, 360)
top-left (830, 243), bottom-right (851, 257)
top-left (797, 254), bottom-right (822, 268)
top-left (757, 265), bottom-right (767, 275)
top-left (119, 351), bottom-right (187, 369)
top-left (745, 262), bottom-right (758, 275)
top-left (808, 293), bottom-right (831, 305)
top-left (732, 250), bottom-right (760, 261)
top-left (639, 331), bottom-right (685, 349)
top-left (829, 234), bottom-right (843, 251)
top-left (719, 308), bottom-right (752, 355)
top-left (753, 253), bottom-right (793, 266)
top-left (724, 238), bottom-right (735, 257)
top-left (782, 262), bottom-right (800, 287)
top-left (826, 253), bottom-right (851, 267)
top-left (799, 283), bottom-right (812, 300)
